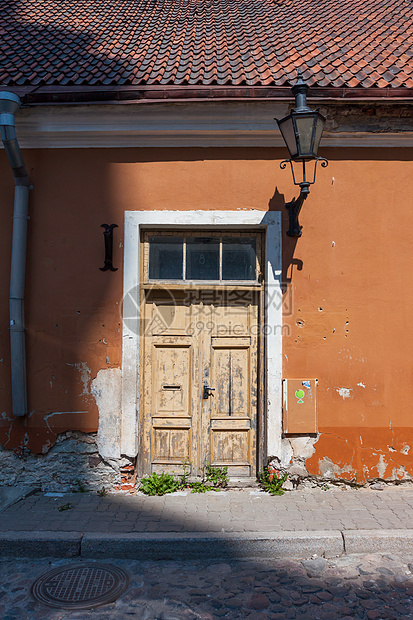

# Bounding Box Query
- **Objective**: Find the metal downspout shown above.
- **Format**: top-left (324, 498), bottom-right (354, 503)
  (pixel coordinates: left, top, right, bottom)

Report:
top-left (0, 92), bottom-right (30, 417)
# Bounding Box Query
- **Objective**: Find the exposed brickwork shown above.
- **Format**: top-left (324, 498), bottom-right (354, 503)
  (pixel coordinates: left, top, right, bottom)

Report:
top-left (114, 462), bottom-right (136, 492)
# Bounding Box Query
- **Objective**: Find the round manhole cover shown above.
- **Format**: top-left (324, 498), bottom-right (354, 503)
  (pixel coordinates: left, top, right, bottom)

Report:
top-left (31, 563), bottom-right (129, 610)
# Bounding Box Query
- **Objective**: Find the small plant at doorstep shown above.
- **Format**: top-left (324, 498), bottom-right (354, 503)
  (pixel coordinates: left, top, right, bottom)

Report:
top-left (139, 471), bottom-right (180, 496)
top-left (258, 464), bottom-right (287, 496)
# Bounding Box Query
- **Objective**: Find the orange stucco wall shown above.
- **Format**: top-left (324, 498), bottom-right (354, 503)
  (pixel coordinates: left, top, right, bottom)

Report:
top-left (0, 146), bottom-right (412, 481)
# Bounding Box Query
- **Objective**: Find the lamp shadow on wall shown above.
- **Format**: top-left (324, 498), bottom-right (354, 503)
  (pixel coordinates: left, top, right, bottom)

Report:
top-left (268, 186), bottom-right (303, 290)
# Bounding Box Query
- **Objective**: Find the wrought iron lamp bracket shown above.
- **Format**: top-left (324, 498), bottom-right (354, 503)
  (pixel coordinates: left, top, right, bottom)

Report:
top-left (280, 156), bottom-right (328, 187)
top-left (280, 157), bottom-right (328, 237)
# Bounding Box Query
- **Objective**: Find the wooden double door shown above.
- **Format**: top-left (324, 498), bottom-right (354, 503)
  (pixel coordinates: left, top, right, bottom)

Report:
top-left (140, 288), bottom-right (260, 479)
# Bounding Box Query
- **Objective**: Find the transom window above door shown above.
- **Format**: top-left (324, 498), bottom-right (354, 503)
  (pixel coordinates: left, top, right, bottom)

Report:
top-left (143, 231), bottom-right (261, 283)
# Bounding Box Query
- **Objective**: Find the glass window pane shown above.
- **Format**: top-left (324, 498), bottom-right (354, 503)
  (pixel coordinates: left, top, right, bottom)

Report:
top-left (295, 114), bottom-right (315, 156)
top-left (222, 238), bottom-right (256, 281)
top-left (279, 115), bottom-right (298, 158)
top-left (313, 114), bottom-right (325, 156)
top-left (149, 237), bottom-right (183, 280)
top-left (186, 237), bottom-right (219, 280)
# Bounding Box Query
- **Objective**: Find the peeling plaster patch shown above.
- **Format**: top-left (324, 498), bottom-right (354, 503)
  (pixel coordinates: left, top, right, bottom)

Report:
top-left (391, 466), bottom-right (410, 481)
top-left (92, 368), bottom-right (121, 460)
top-left (67, 362), bottom-right (91, 396)
top-left (42, 440), bottom-right (52, 454)
top-left (318, 456), bottom-right (354, 479)
top-left (401, 445), bottom-right (410, 455)
top-left (279, 438), bottom-right (293, 468)
top-left (269, 436), bottom-right (319, 480)
top-left (377, 454), bottom-right (387, 478)
top-left (289, 436), bottom-right (317, 461)
top-left (336, 387), bottom-right (352, 400)
top-left (44, 411), bottom-right (87, 433)
top-left (4, 421), bottom-right (14, 447)
top-left (357, 382), bottom-right (366, 388)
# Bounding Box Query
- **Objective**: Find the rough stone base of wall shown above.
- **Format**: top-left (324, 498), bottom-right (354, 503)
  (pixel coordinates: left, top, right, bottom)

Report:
top-left (0, 431), bottom-right (123, 492)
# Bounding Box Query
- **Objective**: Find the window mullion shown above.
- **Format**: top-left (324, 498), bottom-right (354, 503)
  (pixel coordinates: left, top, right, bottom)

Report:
top-left (219, 237), bottom-right (223, 281)
top-left (183, 237), bottom-right (187, 281)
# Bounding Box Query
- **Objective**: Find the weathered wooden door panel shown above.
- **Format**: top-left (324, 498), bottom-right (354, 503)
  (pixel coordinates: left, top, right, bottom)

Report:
top-left (210, 430), bottom-right (251, 477)
top-left (211, 340), bottom-right (251, 416)
top-left (150, 343), bottom-right (192, 473)
top-left (153, 345), bottom-right (190, 415)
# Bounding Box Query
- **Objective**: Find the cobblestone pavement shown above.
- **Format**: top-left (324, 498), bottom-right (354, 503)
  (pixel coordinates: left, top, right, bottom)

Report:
top-left (1, 487), bottom-right (413, 533)
top-left (1, 551), bottom-right (413, 619)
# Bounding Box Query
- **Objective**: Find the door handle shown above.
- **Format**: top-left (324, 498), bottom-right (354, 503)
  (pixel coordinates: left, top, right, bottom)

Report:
top-left (203, 384), bottom-right (215, 399)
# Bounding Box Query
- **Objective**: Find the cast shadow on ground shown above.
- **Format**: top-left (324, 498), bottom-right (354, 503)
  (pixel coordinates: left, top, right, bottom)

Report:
top-left (1, 491), bottom-right (412, 618)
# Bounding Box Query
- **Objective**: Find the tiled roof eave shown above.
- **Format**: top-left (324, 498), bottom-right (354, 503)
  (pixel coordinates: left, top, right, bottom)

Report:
top-left (17, 84), bottom-right (413, 105)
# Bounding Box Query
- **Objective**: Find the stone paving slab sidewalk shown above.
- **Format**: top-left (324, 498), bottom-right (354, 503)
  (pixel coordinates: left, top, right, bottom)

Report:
top-left (1, 487), bottom-right (413, 533)
top-left (1, 486), bottom-right (413, 560)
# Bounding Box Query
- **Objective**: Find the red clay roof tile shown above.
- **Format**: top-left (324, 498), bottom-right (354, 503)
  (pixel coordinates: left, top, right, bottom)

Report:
top-left (0, 0), bottom-right (412, 89)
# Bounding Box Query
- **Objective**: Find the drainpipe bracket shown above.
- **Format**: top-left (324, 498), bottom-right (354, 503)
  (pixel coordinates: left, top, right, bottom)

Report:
top-left (0, 112), bottom-right (16, 127)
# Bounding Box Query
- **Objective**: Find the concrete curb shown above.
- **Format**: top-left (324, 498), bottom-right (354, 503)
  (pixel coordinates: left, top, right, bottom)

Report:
top-left (3, 530), bottom-right (413, 560)
top-left (343, 529), bottom-right (413, 554)
top-left (0, 532), bottom-right (82, 558)
top-left (81, 530), bottom-right (343, 560)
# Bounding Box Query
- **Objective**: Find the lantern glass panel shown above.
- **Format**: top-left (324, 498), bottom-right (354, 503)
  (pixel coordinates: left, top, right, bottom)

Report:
top-left (278, 115), bottom-right (298, 159)
top-left (312, 114), bottom-right (326, 156)
top-left (295, 113), bottom-right (316, 157)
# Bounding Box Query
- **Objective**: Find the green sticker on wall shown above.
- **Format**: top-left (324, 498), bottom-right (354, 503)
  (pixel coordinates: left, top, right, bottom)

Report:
top-left (295, 389), bottom-right (305, 404)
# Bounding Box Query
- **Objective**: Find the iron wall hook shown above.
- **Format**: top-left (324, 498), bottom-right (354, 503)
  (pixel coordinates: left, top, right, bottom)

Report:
top-left (100, 223), bottom-right (118, 271)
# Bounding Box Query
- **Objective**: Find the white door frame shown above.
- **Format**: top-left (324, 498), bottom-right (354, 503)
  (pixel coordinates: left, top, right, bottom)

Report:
top-left (121, 210), bottom-right (283, 463)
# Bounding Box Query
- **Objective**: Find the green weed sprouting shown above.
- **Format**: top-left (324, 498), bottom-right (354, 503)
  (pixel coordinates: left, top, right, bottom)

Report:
top-left (139, 471), bottom-right (180, 496)
top-left (258, 464), bottom-right (287, 496)
top-left (205, 463), bottom-right (229, 488)
top-left (58, 502), bottom-right (73, 512)
top-left (139, 463), bottom-right (229, 496)
top-left (74, 479), bottom-right (87, 493)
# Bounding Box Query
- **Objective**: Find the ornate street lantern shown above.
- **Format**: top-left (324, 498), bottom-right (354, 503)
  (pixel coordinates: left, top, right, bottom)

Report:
top-left (275, 71), bottom-right (328, 237)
